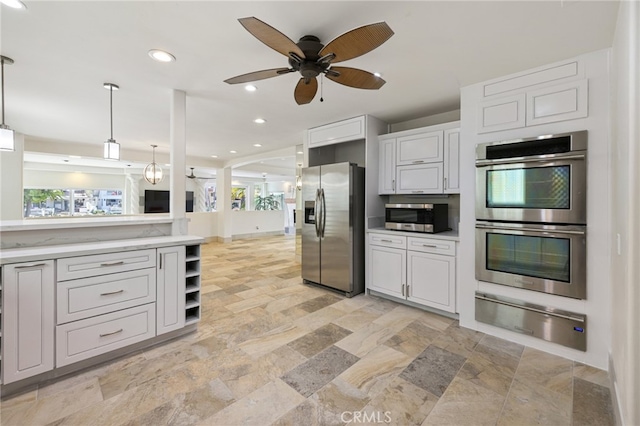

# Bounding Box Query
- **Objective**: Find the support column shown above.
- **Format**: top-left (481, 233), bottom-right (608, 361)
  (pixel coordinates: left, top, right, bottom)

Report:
top-left (125, 174), bottom-right (139, 215)
top-left (0, 133), bottom-right (24, 220)
top-left (216, 166), bottom-right (232, 242)
top-left (170, 89), bottom-right (187, 235)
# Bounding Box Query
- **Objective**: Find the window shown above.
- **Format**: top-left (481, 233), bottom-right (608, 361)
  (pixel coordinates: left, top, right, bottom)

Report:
top-left (23, 188), bottom-right (123, 218)
top-left (231, 186), bottom-right (247, 211)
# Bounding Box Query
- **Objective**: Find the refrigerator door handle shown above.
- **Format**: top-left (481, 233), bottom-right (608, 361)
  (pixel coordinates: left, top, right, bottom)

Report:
top-left (314, 189), bottom-right (321, 237)
top-left (320, 188), bottom-right (327, 238)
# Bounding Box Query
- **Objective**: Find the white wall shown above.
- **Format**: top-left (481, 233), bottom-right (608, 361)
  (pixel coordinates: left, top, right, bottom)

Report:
top-left (390, 110), bottom-right (461, 133)
top-left (24, 168), bottom-right (126, 189)
top-left (231, 210), bottom-right (284, 237)
top-left (0, 133), bottom-right (24, 220)
top-left (186, 211), bottom-right (218, 242)
top-left (459, 49), bottom-right (611, 369)
top-left (609, 2), bottom-right (640, 424)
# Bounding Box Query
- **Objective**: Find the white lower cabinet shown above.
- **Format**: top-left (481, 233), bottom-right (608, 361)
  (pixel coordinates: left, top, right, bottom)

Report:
top-left (368, 233), bottom-right (456, 313)
top-left (156, 246), bottom-right (186, 335)
top-left (2, 261), bottom-right (55, 384)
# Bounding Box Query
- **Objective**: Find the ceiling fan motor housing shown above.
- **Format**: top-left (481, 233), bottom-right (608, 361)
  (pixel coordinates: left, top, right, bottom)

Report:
top-left (289, 35), bottom-right (330, 80)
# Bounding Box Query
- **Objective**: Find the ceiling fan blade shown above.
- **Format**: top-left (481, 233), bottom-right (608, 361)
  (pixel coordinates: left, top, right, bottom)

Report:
top-left (319, 22), bottom-right (394, 64)
top-left (238, 17), bottom-right (305, 59)
top-left (224, 68), bottom-right (291, 84)
top-left (325, 66), bottom-right (386, 89)
top-left (294, 77), bottom-right (318, 105)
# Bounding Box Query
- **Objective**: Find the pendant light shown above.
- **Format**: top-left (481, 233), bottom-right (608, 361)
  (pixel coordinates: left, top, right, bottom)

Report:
top-left (144, 144), bottom-right (163, 185)
top-left (0, 56), bottom-right (15, 152)
top-left (103, 82), bottom-right (120, 160)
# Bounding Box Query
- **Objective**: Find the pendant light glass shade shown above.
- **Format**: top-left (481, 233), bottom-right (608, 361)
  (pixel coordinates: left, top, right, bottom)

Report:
top-left (0, 56), bottom-right (15, 152)
top-left (144, 144), bottom-right (163, 185)
top-left (103, 83), bottom-right (120, 160)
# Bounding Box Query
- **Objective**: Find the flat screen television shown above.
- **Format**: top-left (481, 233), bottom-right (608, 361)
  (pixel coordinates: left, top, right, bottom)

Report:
top-left (144, 190), bottom-right (194, 213)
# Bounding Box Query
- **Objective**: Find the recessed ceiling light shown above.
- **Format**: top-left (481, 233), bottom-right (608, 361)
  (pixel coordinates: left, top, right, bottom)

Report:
top-left (164, 163), bottom-right (171, 167)
top-left (69, 155), bottom-right (81, 159)
top-left (1, 0), bottom-right (27, 9)
top-left (148, 49), bottom-right (176, 63)
top-left (296, 151), bottom-right (303, 154)
top-left (211, 155), bottom-right (218, 158)
top-left (253, 144), bottom-right (262, 147)
top-left (230, 150), bottom-right (237, 154)
top-left (253, 118), bottom-right (266, 124)
top-left (245, 85), bottom-right (257, 92)
top-left (373, 72), bottom-right (382, 78)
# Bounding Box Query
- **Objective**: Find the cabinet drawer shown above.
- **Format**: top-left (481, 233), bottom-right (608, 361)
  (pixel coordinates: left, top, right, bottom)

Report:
top-left (407, 237), bottom-right (455, 256)
top-left (369, 233), bottom-right (407, 249)
top-left (56, 303), bottom-right (156, 367)
top-left (57, 268), bottom-right (157, 324)
top-left (57, 249), bottom-right (156, 281)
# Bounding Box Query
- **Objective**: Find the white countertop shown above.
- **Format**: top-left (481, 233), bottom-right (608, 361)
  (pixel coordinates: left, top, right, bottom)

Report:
top-left (0, 215), bottom-right (173, 232)
top-left (0, 235), bottom-right (204, 265)
top-left (368, 227), bottom-right (459, 241)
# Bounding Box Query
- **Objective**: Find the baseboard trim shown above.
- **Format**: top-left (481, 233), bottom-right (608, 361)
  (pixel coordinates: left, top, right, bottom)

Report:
top-left (609, 353), bottom-right (625, 426)
top-left (231, 230), bottom-right (284, 240)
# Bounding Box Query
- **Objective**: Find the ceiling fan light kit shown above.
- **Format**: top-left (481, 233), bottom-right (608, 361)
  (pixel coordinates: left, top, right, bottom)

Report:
top-left (224, 17), bottom-right (394, 105)
top-left (144, 144), bottom-right (163, 185)
top-left (103, 82), bottom-right (120, 160)
top-left (0, 55), bottom-right (15, 151)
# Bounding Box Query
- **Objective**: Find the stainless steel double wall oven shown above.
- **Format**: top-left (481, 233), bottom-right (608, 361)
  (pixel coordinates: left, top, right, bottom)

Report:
top-left (475, 131), bottom-right (588, 299)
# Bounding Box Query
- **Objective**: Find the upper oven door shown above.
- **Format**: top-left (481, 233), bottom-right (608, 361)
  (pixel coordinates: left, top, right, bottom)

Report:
top-left (476, 152), bottom-right (586, 224)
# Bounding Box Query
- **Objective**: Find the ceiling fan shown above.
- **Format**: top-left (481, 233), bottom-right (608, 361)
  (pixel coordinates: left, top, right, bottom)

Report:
top-left (186, 167), bottom-right (210, 180)
top-left (224, 17), bottom-right (394, 105)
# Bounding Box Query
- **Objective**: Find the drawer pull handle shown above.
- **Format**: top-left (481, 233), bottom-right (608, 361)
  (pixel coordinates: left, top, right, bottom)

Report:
top-left (100, 261), bottom-right (125, 267)
top-left (100, 289), bottom-right (124, 296)
top-left (100, 329), bottom-right (123, 338)
top-left (411, 190), bottom-right (424, 194)
top-left (422, 244), bottom-right (438, 248)
top-left (14, 263), bottom-right (46, 269)
top-left (412, 160), bottom-right (424, 164)
top-left (380, 239), bottom-right (393, 243)
top-left (514, 325), bottom-right (534, 335)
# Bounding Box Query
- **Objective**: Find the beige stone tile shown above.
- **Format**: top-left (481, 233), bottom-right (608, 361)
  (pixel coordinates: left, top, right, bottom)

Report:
top-left (200, 379), bottom-right (305, 425)
top-left (293, 306), bottom-right (346, 332)
top-left (362, 377), bottom-right (439, 426)
top-left (331, 294), bottom-right (374, 313)
top-left (331, 306), bottom-right (384, 332)
top-left (0, 385), bottom-right (38, 410)
top-left (199, 284), bottom-right (222, 294)
top-left (334, 322), bottom-right (397, 358)
top-left (457, 340), bottom-right (521, 397)
top-left (414, 311), bottom-right (455, 332)
top-left (225, 294), bottom-right (276, 313)
top-left (310, 377), bottom-right (371, 425)
top-left (372, 304), bottom-right (424, 330)
top-left (238, 324), bottom-right (308, 357)
top-left (515, 347), bottom-right (573, 396)
top-left (498, 378), bottom-right (572, 426)
top-left (287, 323), bottom-right (352, 358)
top-left (423, 377), bottom-right (505, 426)
top-left (573, 361), bottom-right (610, 388)
top-left (572, 377), bottom-right (614, 426)
top-left (339, 345), bottom-right (412, 398)
top-left (1, 379), bottom-right (103, 426)
top-left (272, 398), bottom-right (321, 426)
top-left (432, 322), bottom-right (484, 358)
top-left (384, 320), bottom-right (441, 358)
top-left (257, 345), bottom-right (308, 376)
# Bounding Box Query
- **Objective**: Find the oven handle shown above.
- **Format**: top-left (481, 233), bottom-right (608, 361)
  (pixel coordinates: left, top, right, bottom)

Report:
top-left (475, 153), bottom-right (585, 167)
top-left (475, 222), bottom-right (586, 235)
top-left (475, 294), bottom-right (585, 322)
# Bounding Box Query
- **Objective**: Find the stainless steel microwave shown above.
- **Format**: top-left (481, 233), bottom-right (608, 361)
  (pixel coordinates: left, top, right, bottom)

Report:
top-left (475, 131), bottom-right (587, 225)
top-left (385, 203), bottom-right (448, 233)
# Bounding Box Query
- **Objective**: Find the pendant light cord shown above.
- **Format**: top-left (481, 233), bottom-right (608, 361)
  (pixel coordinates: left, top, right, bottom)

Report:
top-left (1, 59), bottom-right (5, 126)
top-left (109, 85), bottom-right (113, 140)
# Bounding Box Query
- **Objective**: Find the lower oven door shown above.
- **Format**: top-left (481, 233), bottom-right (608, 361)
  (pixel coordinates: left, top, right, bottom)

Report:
top-left (475, 221), bottom-right (586, 299)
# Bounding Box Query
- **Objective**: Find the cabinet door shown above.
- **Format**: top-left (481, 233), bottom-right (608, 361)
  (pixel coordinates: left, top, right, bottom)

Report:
top-left (156, 246), bottom-right (186, 335)
top-left (308, 116), bottom-right (366, 148)
top-left (396, 163), bottom-right (444, 194)
top-left (378, 138), bottom-right (396, 194)
top-left (443, 129), bottom-right (460, 194)
top-left (2, 261), bottom-right (55, 384)
top-left (407, 251), bottom-right (456, 313)
top-left (396, 131), bottom-right (443, 166)
top-left (477, 93), bottom-right (526, 134)
top-left (526, 79), bottom-right (588, 126)
top-left (367, 245), bottom-right (406, 299)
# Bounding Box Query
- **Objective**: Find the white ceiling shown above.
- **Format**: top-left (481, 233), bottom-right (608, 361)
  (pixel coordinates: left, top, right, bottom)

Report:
top-left (2, 1), bottom-right (619, 170)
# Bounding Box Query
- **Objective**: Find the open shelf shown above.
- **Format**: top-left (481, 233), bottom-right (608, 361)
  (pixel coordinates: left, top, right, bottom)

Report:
top-left (184, 245), bottom-right (201, 326)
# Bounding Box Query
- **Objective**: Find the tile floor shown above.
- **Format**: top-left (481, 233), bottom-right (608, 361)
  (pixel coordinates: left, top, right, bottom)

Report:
top-left (0, 235), bottom-right (614, 425)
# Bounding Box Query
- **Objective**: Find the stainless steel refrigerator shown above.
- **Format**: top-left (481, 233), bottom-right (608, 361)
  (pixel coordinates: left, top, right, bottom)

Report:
top-left (301, 162), bottom-right (365, 297)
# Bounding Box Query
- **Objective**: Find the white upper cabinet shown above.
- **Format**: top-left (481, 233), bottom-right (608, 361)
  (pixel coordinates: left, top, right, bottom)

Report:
top-left (443, 128), bottom-right (460, 194)
top-left (396, 131), bottom-right (443, 165)
top-left (377, 122), bottom-right (458, 195)
top-left (477, 60), bottom-right (588, 134)
top-left (308, 116), bottom-right (366, 148)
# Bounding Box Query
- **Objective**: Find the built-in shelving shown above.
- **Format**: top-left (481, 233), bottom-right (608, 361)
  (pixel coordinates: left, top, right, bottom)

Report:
top-left (184, 245), bottom-right (201, 325)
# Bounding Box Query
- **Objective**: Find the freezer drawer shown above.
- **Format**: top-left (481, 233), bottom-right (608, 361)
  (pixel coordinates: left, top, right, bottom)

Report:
top-left (475, 292), bottom-right (586, 351)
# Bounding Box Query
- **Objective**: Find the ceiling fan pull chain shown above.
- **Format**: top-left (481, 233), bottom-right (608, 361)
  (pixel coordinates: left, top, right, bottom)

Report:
top-left (320, 74), bottom-right (324, 103)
